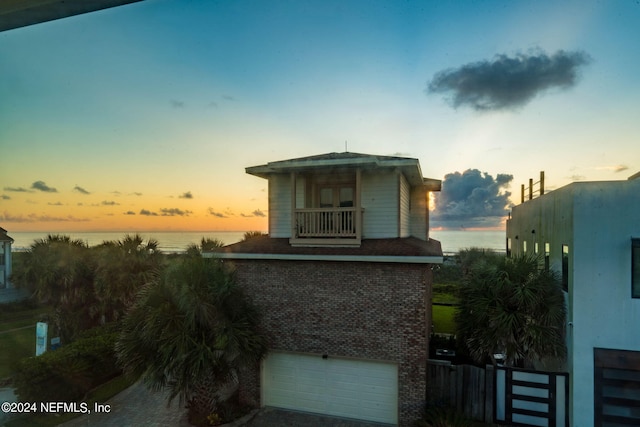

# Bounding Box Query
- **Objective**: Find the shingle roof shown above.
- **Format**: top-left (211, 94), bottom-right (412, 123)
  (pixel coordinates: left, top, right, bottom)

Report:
top-left (212, 236), bottom-right (442, 258)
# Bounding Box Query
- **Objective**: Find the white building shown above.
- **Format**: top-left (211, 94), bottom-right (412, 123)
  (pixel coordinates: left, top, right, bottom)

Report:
top-left (0, 227), bottom-right (13, 289)
top-left (506, 174), bottom-right (640, 427)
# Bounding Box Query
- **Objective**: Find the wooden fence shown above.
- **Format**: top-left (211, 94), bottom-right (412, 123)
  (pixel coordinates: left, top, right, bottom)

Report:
top-left (427, 360), bottom-right (569, 427)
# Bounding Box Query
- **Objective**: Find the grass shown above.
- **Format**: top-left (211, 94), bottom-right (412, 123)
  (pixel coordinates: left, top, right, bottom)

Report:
top-left (432, 304), bottom-right (457, 334)
top-left (0, 302), bottom-right (52, 379)
top-left (5, 374), bottom-right (138, 427)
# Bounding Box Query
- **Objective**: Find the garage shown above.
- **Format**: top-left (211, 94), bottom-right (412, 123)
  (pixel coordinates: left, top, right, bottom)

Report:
top-left (262, 352), bottom-right (398, 424)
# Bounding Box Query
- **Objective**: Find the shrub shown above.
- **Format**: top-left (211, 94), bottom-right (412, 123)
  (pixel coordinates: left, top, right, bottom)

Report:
top-left (12, 324), bottom-right (120, 403)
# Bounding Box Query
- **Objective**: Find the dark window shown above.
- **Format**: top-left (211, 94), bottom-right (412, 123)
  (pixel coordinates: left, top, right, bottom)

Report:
top-left (562, 244), bottom-right (569, 292)
top-left (633, 238), bottom-right (640, 298)
top-left (544, 242), bottom-right (550, 271)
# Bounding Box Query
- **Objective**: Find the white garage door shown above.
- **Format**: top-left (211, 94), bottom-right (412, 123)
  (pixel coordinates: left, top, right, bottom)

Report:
top-left (262, 352), bottom-right (398, 424)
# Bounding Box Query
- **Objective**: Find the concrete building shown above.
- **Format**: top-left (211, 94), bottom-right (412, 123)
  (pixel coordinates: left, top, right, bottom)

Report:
top-left (211, 152), bottom-right (443, 426)
top-left (506, 174), bottom-right (640, 427)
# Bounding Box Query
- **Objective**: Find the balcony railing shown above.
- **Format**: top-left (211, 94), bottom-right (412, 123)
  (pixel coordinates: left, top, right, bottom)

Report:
top-left (294, 207), bottom-right (360, 238)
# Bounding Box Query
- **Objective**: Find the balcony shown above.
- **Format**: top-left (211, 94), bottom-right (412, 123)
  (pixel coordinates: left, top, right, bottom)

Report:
top-left (290, 207), bottom-right (363, 246)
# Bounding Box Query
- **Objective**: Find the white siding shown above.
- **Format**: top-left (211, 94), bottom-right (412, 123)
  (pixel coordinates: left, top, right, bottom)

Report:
top-left (269, 174), bottom-right (292, 238)
top-left (361, 171), bottom-right (399, 238)
top-left (410, 186), bottom-right (428, 240)
top-left (399, 174), bottom-right (410, 238)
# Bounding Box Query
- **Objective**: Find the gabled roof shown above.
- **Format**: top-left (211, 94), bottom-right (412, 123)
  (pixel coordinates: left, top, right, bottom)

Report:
top-left (246, 151), bottom-right (441, 189)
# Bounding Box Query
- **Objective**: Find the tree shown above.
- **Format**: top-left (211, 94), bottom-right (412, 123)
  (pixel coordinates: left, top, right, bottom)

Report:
top-left (241, 231), bottom-right (268, 241)
top-left (12, 235), bottom-right (95, 341)
top-left (116, 255), bottom-right (268, 423)
top-left (92, 234), bottom-right (164, 324)
top-left (455, 254), bottom-right (566, 368)
top-left (185, 237), bottom-right (224, 257)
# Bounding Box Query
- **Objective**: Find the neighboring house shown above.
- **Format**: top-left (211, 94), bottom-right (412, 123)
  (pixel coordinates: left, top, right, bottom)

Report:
top-left (210, 152), bottom-right (443, 426)
top-left (506, 173), bottom-right (640, 427)
top-left (0, 227), bottom-right (13, 289)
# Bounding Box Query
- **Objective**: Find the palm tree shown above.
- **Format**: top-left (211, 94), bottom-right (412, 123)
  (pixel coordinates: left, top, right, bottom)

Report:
top-left (92, 234), bottom-right (163, 324)
top-left (116, 255), bottom-right (268, 423)
top-left (455, 254), bottom-right (566, 368)
top-left (12, 235), bottom-right (95, 341)
top-left (185, 237), bottom-right (224, 257)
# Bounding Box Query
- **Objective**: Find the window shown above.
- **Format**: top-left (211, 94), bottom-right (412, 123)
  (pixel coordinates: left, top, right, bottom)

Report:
top-left (318, 185), bottom-right (354, 208)
top-left (544, 243), bottom-right (550, 271)
top-left (523, 240), bottom-right (527, 253)
top-left (534, 242), bottom-right (539, 255)
top-left (562, 245), bottom-right (569, 292)
top-left (632, 238), bottom-right (640, 298)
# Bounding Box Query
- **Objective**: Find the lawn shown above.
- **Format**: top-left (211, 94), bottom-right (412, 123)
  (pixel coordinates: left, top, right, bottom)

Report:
top-left (432, 304), bottom-right (457, 335)
top-left (0, 303), bottom-right (51, 379)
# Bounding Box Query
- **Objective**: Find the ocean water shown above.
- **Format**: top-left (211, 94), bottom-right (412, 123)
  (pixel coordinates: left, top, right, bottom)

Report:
top-left (8, 230), bottom-right (505, 254)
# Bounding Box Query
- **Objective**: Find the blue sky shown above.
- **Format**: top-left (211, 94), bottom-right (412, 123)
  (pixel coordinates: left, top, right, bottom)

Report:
top-left (1, 0), bottom-right (639, 231)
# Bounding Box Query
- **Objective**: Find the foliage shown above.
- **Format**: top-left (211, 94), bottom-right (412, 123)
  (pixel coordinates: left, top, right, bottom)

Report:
top-left (11, 234), bottom-right (163, 341)
top-left (116, 256), bottom-right (268, 419)
top-left (185, 237), bottom-right (225, 257)
top-left (11, 235), bottom-right (96, 341)
top-left (92, 234), bottom-right (163, 324)
top-left (12, 324), bottom-right (120, 403)
top-left (242, 231), bottom-right (268, 241)
top-left (456, 254), bottom-right (566, 367)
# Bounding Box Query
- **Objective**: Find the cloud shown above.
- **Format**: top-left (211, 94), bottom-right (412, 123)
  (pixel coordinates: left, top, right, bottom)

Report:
top-left (170, 99), bottom-right (185, 108)
top-left (139, 209), bottom-right (158, 216)
top-left (0, 212), bottom-right (89, 223)
top-left (241, 209), bottom-right (266, 218)
top-left (179, 191), bottom-right (193, 199)
top-left (160, 208), bottom-right (192, 216)
top-left (130, 192), bottom-right (143, 196)
top-left (124, 211), bottom-right (136, 215)
top-left (596, 164), bottom-right (629, 173)
top-left (1, 195), bottom-right (10, 200)
top-left (427, 49), bottom-right (591, 111)
top-left (47, 202), bottom-right (64, 206)
top-left (208, 208), bottom-right (228, 218)
top-left (222, 95), bottom-right (235, 101)
top-left (4, 186), bottom-right (29, 192)
top-left (31, 180), bottom-right (58, 192)
top-left (73, 185), bottom-right (90, 194)
top-left (101, 201), bottom-right (120, 206)
top-left (432, 169), bottom-right (513, 229)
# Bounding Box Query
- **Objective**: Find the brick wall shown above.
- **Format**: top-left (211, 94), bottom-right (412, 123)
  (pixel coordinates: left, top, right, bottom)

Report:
top-left (232, 259), bottom-right (433, 426)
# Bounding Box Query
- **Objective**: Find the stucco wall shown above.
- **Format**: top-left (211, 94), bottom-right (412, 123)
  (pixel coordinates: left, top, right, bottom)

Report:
top-left (506, 179), bottom-right (640, 426)
top-left (232, 259), bottom-right (432, 426)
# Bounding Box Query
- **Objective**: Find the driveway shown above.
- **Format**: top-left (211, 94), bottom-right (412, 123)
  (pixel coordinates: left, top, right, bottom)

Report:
top-left (242, 407), bottom-right (391, 427)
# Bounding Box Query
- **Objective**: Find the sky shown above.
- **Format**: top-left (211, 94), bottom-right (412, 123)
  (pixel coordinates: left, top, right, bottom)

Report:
top-left (1, 0), bottom-right (639, 232)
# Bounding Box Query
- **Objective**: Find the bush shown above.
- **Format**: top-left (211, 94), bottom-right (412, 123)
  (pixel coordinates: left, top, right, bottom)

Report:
top-left (12, 324), bottom-right (121, 403)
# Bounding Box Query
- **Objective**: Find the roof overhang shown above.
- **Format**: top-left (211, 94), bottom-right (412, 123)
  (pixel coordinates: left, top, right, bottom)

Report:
top-left (204, 252), bottom-right (443, 264)
top-left (0, 0), bottom-right (144, 32)
top-left (247, 153), bottom-right (440, 188)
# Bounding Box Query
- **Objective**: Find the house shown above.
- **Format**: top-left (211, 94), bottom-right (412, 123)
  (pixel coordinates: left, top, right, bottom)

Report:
top-left (0, 227), bottom-right (13, 289)
top-left (505, 173), bottom-right (640, 427)
top-left (210, 152), bottom-right (443, 426)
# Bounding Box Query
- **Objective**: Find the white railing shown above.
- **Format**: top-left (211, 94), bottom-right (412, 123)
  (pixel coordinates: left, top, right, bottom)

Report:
top-left (294, 208), bottom-right (359, 238)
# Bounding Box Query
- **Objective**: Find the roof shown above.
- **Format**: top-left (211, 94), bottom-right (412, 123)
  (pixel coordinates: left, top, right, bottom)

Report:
top-left (0, 227), bottom-right (14, 242)
top-left (246, 151), bottom-right (441, 189)
top-left (206, 236), bottom-right (443, 264)
top-left (0, 0), bottom-right (144, 32)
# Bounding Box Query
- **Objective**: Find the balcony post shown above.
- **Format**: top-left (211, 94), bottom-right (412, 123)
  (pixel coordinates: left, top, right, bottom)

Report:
top-left (290, 171), bottom-right (296, 238)
top-left (356, 168), bottom-right (362, 240)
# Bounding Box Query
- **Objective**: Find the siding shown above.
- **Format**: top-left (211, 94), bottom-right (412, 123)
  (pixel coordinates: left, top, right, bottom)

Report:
top-left (361, 171), bottom-right (399, 238)
top-left (410, 186), bottom-right (428, 240)
top-left (399, 174), bottom-right (411, 238)
top-left (269, 174), bottom-right (292, 238)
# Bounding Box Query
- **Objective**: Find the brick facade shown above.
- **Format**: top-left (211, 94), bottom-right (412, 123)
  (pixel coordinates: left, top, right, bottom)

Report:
top-left (232, 259), bottom-right (433, 426)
